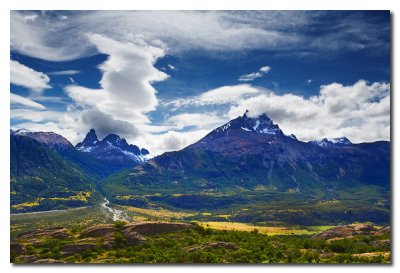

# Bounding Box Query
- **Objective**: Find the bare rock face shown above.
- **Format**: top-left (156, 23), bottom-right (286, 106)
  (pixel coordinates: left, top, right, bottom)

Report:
top-left (121, 222), bottom-right (193, 236)
top-left (10, 242), bottom-right (25, 256)
top-left (61, 241), bottom-right (97, 256)
top-left (183, 242), bottom-right (239, 253)
top-left (17, 227), bottom-right (68, 240)
top-left (375, 226), bottom-right (390, 235)
top-left (314, 224), bottom-right (378, 240)
top-left (81, 224), bottom-right (116, 238)
top-left (121, 229), bottom-right (147, 246)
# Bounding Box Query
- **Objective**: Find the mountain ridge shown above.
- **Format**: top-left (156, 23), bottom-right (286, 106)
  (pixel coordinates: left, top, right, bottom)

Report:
top-left (101, 111), bottom-right (390, 208)
top-left (76, 129), bottom-right (151, 167)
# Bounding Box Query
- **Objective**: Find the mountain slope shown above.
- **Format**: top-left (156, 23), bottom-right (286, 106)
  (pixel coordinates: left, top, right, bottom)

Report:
top-left (11, 129), bottom-right (73, 151)
top-left (101, 111), bottom-right (390, 224)
top-left (10, 135), bottom-right (102, 213)
top-left (11, 129), bottom-right (119, 179)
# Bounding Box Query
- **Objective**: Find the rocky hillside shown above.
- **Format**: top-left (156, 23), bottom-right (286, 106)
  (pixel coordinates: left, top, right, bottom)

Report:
top-left (10, 135), bottom-right (102, 212)
top-left (11, 221), bottom-right (390, 264)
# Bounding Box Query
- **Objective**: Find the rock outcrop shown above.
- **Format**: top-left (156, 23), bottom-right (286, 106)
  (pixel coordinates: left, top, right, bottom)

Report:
top-left (81, 224), bottom-right (116, 238)
top-left (121, 221), bottom-right (193, 236)
top-left (314, 224), bottom-right (379, 240)
top-left (17, 227), bottom-right (68, 240)
top-left (61, 241), bottom-right (97, 256)
top-left (122, 229), bottom-right (146, 246)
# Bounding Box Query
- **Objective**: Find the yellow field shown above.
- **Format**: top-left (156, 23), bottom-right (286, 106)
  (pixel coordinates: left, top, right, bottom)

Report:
top-left (11, 201), bottom-right (39, 210)
top-left (120, 205), bottom-right (195, 220)
top-left (197, 221), bottom-right (333, 236)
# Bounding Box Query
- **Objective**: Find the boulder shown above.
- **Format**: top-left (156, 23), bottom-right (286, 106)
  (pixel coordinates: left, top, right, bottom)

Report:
top-left (61, 241), bottom-right (97, 256)
top-left (122, 222), bottom-right (193, 236)
top-left (183, 242), bottom-right (239, 253)
top-left (81, 224), bottom-right (115, 238)
top-left (10, 242), bottom-right (25, 256)
top-left (17, 227), bottom-right (68, 240)
top-left (121, 229), bottom-right (146, 246)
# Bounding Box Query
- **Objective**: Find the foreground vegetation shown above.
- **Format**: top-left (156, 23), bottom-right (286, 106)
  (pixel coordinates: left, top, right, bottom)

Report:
top-left (11, 222), bottom-right (390, 264)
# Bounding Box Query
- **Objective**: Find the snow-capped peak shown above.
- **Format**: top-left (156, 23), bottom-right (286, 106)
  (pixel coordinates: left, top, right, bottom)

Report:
top-left (11, 128), bottom-right (33, 136)
top-left (75, 129), bottom-right (152, 163)
top-left (310, 137), bottom-right (352, 147)
top-left (203, 110), bottom-right (284, 142)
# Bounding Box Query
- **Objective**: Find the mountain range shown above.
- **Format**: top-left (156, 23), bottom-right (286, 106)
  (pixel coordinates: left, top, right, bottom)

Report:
top-left (76, 129), bottom-right (151, 167)
top-left (10, 111), bottom-right (390, 224)
top-left (10, 129), bottom-right (150, 212)
top-left (103, 111), bottom-right (389, 196)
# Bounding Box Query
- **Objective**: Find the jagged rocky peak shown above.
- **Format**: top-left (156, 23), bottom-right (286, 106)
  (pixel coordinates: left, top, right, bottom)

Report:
top-left (75, 129), bottom-right (152, 163)
top-left (200, 110), bottom-right (284, 143)
top-left (103, 133), bottom-right (122, 144)
top-left (326, 137), bottom-right (352, 145)
top-left (79, 129), bottom-right (99, 146)
top-left (216, 110), bottom-right (283, 135)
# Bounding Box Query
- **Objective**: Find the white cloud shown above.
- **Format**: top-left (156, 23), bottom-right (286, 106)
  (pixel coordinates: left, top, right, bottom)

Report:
top-left (10, 11), bottom-right (351, 62)
top-left (80, 108), bottom-right (139, 140)
top-left (48, 70), bottom-right (80, 76)
top-left (11, 109), bottom-right (70, 123)
top-left (65, 34), bottom-right (168, 124)
top-left (238, 72), bottom-right (263, 82)
top-left (133, 129), bottom-right (211, 156)
top-left (238, 65), bottom-right (271, 82)
top-left (259, 66), bottom-right (271, 73)
top-left (166, 84), bottom-right (264, 108)
top-left (165, 113), bottom-right (227, 130)
top-left (168, 64), bottom-right (176, 70)
top-left (10, 93), bottom-right (46, 110)
top-left (12, 11), bottom-right (296, 61)
top-left (10, 60), bottom-right (51, 93)
top-left (227, 80), bottom-right (390, 143)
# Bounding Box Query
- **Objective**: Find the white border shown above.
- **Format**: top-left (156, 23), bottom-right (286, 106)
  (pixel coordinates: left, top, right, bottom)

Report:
top-left (1, 1), bottom-right (398, 272)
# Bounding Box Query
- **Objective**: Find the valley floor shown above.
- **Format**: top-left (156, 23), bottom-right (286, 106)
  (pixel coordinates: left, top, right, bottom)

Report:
top-left (10, 204), bottom-right (391, 264)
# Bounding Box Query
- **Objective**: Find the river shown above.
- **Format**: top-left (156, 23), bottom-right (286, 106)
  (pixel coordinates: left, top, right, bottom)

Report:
top-left (100, 198), bottom-right (130, 222)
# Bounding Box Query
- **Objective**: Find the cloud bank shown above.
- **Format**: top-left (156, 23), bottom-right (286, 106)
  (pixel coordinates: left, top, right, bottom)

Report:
top-left (10, 60), bottom-right (51, 93)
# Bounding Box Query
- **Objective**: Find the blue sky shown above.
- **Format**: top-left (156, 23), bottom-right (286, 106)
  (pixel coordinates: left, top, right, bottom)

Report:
top-left (10, 11), bottom-right (390, 155)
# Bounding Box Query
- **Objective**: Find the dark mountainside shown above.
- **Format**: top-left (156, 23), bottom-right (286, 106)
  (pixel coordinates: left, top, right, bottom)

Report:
top-left (101, 111), bottom-right (390, 224)
top-left (10, 111), bottom-right (390, 224)
top-left (10, 135), bottom-right (102, 212)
